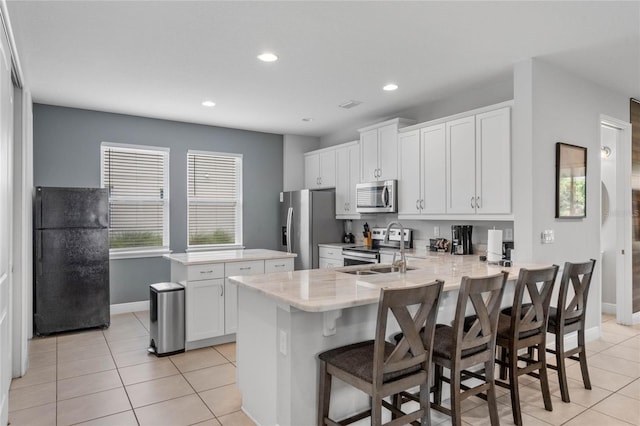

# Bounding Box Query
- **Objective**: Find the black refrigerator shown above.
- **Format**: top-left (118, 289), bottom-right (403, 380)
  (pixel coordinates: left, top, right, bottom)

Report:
top-left (34, 187), bottom-right (110, 335)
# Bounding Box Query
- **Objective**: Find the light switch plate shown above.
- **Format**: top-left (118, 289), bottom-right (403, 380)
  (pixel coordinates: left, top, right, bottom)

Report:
top-left (541, 230), bottom-right (554, 244)
top-left (434, 226), bottom-right (440, 237)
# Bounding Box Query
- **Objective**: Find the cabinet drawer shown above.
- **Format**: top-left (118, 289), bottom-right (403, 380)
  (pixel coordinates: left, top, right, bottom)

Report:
top-left (226, 260), bottom-right (264, 277)
top-left (265, 258), bottom-right (294, 273)
top-left (187, 263), bottom-right (225, 281)
top-left (319, 246), bottom-right (343, 260)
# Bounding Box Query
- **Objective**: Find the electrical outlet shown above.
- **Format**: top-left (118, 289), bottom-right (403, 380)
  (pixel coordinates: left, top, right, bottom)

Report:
top-left (433, 226), bottom-right (440, 237)
top-left (279, 330), bottom-right (287, 355)
top-left (541, 230), bottom-right (554, 244)
top-left (505, 228), bottom-right (513, 241)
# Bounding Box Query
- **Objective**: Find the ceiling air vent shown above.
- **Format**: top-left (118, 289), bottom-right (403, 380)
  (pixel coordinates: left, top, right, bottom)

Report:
top-left (338, 100), bottom-right (362, 109)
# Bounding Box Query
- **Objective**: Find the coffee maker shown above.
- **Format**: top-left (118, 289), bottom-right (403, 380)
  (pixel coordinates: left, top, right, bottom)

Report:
top-left (451, 225), bottom-right (473, 255)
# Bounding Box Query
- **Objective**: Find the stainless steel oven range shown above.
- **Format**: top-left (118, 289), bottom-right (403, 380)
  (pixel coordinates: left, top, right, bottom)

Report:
top-left (342, 227), bottom-right (412, 266)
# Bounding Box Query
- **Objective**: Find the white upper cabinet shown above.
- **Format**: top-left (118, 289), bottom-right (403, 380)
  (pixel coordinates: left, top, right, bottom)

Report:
top-left (446, 106), bottom-right (511, 216)
top-left (421, 124), bottom-right (447, 214)
top-left (335, 141), bottom-right (360, 218)
top-left (446, 116), bottom-right (476, 214)
top-left (304, 148), bottom-right (336, 189)
top-left (398, 130), bottom-right (421, 215)
top-left (475, 107), bottom-right (511, 214)
top-left (359, 118), bottom-right (415, 182)
top-left (398, 103), bottom-right (512, 220)
top-left (398, 124), bottom-right (446, 217)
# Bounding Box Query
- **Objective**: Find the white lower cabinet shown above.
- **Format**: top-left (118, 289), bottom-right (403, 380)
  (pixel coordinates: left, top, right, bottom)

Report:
top-left (187, 278), bottom-right (225, 341)
top-left (319, 246), bottom-right (344, 269)
top-left (175, 256), bottom-right (293, 347)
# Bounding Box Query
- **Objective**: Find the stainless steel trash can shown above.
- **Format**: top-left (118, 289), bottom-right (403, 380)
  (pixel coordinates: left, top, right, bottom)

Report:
top-left (149, 282), bottom-right (185, 356)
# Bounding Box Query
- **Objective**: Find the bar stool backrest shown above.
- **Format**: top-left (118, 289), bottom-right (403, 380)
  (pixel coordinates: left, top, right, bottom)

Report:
top-left (557, 260), bottom-right (596, 325)
top-left (373, 280), bottom-right (444, 387)
top-left (511, 266), bottom-right (559, 335)
top-left (453, 272), bottom-right (508, 358)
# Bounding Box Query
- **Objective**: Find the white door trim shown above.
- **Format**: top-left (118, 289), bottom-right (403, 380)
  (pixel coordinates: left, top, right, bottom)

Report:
top-left (600, 115), bottom-right (633, 325)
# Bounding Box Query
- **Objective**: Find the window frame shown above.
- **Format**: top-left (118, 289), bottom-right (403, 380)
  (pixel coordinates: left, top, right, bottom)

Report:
top-left (100, 142), bottom-right (171, 259)
top-left (186, 149), bottom-right (243, 252)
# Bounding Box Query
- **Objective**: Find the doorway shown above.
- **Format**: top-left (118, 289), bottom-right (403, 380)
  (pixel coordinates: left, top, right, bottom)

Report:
top-left (600, 116), bottom-right (633, 325)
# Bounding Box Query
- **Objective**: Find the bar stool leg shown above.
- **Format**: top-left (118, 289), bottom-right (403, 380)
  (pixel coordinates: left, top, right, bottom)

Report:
top-left (434, 364), bottom-right (444, 405)
top-left (450, 369), bottom-right (463, 426)
top-left (372, 392), bottom-right (383, 426)
top-left (539, 346), bottom-right (553, 411)
top-left (485, 359), bottom-right (500, 426)
top-left (506, 346), bottom-right (523, 426)
top-left (500, 346), bottom-right (508, 380)
top-left (555, 332), bottom-right (571, 402)
top-left (578, 328), bottom-right (592, 390)
top-left (317, 360), bottom-right (331, 426)
top-left (419, 383), bottom-right (430, 426)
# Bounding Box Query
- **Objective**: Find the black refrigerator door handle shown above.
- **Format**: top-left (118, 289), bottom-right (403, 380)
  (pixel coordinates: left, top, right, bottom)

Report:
top-left (36, 231), bottom-right (43, 276)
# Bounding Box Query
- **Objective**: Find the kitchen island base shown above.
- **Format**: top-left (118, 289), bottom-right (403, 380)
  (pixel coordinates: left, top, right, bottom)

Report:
top-left (237, 285), bottom-right (463, 426)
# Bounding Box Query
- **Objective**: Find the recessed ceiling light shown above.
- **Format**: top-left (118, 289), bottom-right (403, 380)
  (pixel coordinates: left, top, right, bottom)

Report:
top-left (302, 117), bottom-right (313, 122)
top-left (383, 83), bottom-right (398, 91)
top-left (201, 100), bottom-right (216, 107)
top-left (258, 52), bottom-right (278, 62)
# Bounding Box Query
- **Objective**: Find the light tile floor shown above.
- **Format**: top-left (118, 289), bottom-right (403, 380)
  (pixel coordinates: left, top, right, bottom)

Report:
top-left (7, 313), bottom-right (640, 425)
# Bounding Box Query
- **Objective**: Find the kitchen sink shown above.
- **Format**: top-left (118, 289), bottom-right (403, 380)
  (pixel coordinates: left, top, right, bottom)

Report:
top-left (341, 266), bottom-right (416, 275)
top-left (370, 266), bottom-right (416, 273)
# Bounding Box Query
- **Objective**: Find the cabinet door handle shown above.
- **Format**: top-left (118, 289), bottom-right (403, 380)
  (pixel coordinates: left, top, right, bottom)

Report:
top-left (421, 199), bottom-right (425, 209)
top-left (240, 266), bottom-right (252, 271)
top-left (319, 177), bottom-right (322, 185)
top-left (470, 197), bottom-right (475, 208)
top-left (274, 263), bottom-right (285, 268)
top-left (220, 285), bottom-right (224, 297)
top-left (476, 197), bottom-right (480, 209)
top-left (416, 199), bottom-right (420, 211)
top-left (200, 270), bottom-right (213, 274)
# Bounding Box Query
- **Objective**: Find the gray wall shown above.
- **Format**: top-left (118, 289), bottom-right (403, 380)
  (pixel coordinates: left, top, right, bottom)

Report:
top-left (33, 104), bottom-right (284, 304)
top-left (283, 134), bottom-right (319, 191)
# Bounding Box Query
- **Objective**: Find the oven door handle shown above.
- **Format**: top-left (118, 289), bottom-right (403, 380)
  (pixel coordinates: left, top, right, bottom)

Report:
top-left (342, 253), bottom-right (380, 263)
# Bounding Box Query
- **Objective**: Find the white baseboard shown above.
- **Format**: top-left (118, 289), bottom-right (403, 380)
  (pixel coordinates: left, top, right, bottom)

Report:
top-left (601, 303), bottom-right (617, 315)
top-left (110, 301), bottom-right (149, 315)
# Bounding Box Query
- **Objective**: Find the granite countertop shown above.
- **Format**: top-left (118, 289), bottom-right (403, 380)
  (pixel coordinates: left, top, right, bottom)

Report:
top-left (229, 254), bottom-right (548, 313)
top-left (164, 249), bottom-right (296, 265)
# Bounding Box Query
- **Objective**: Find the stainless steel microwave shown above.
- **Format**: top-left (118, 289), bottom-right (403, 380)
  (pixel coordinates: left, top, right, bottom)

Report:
top-left (356, 180), bottom-right (397, 213)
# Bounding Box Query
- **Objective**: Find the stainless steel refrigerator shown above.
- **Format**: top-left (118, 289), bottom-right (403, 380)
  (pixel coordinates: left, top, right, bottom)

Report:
top-left (280, 189), bottom-right (342, 270)
top-left (34, 187), bottom-right (110, 335)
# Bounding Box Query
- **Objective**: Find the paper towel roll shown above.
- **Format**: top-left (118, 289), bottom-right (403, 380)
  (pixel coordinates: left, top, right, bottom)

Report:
top-left (487, 230), bottom-right (503, 262)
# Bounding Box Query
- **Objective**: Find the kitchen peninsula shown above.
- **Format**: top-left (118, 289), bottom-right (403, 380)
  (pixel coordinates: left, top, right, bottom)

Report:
top-left (164, 249), bottom-right (296, 350)
top-left (230, 254), bottom-right (546, 426)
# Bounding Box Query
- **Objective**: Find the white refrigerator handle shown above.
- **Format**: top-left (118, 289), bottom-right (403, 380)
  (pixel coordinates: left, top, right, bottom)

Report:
top-left (286, 207), bottom-right (293, 253)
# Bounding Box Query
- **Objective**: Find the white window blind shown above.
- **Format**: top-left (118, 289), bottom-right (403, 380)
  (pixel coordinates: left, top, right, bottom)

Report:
top-left (188, 151), bottom-right (242, 247)
top-left (101, 144), bottom-right (169, 251)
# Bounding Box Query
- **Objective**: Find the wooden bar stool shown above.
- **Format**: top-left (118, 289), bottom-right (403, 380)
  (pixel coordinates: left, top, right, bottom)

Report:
top-left (317, 280), bottom-right (444, 426)
top-left (430, 271), bottom-right (508, 426)
top-left (545, 259), bottom-right (596, 403)
top-left (494, 265), bottom-right (559, 426)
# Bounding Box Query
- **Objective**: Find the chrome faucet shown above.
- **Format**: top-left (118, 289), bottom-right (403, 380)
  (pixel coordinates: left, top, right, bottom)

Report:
top-left (384, 222), bottom-right (407, 273)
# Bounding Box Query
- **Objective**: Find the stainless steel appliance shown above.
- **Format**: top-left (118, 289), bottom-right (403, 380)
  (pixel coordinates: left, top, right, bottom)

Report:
top-left (342, 227), bottom-right (412, 266)
top-left (451, 225), bottom-right (473, 255)
top-left (355, 180), bottom-right (397, 213)
top-left (280, 189), bottom-right (342, 270)
top-left (149, 282), bottom-right (185, 356)
top-left (34, 186), bottom-right (110, 335)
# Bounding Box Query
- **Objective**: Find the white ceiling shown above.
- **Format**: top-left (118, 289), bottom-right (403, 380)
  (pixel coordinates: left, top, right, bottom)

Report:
top-left (6, 1), bottom-right (640, 138)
